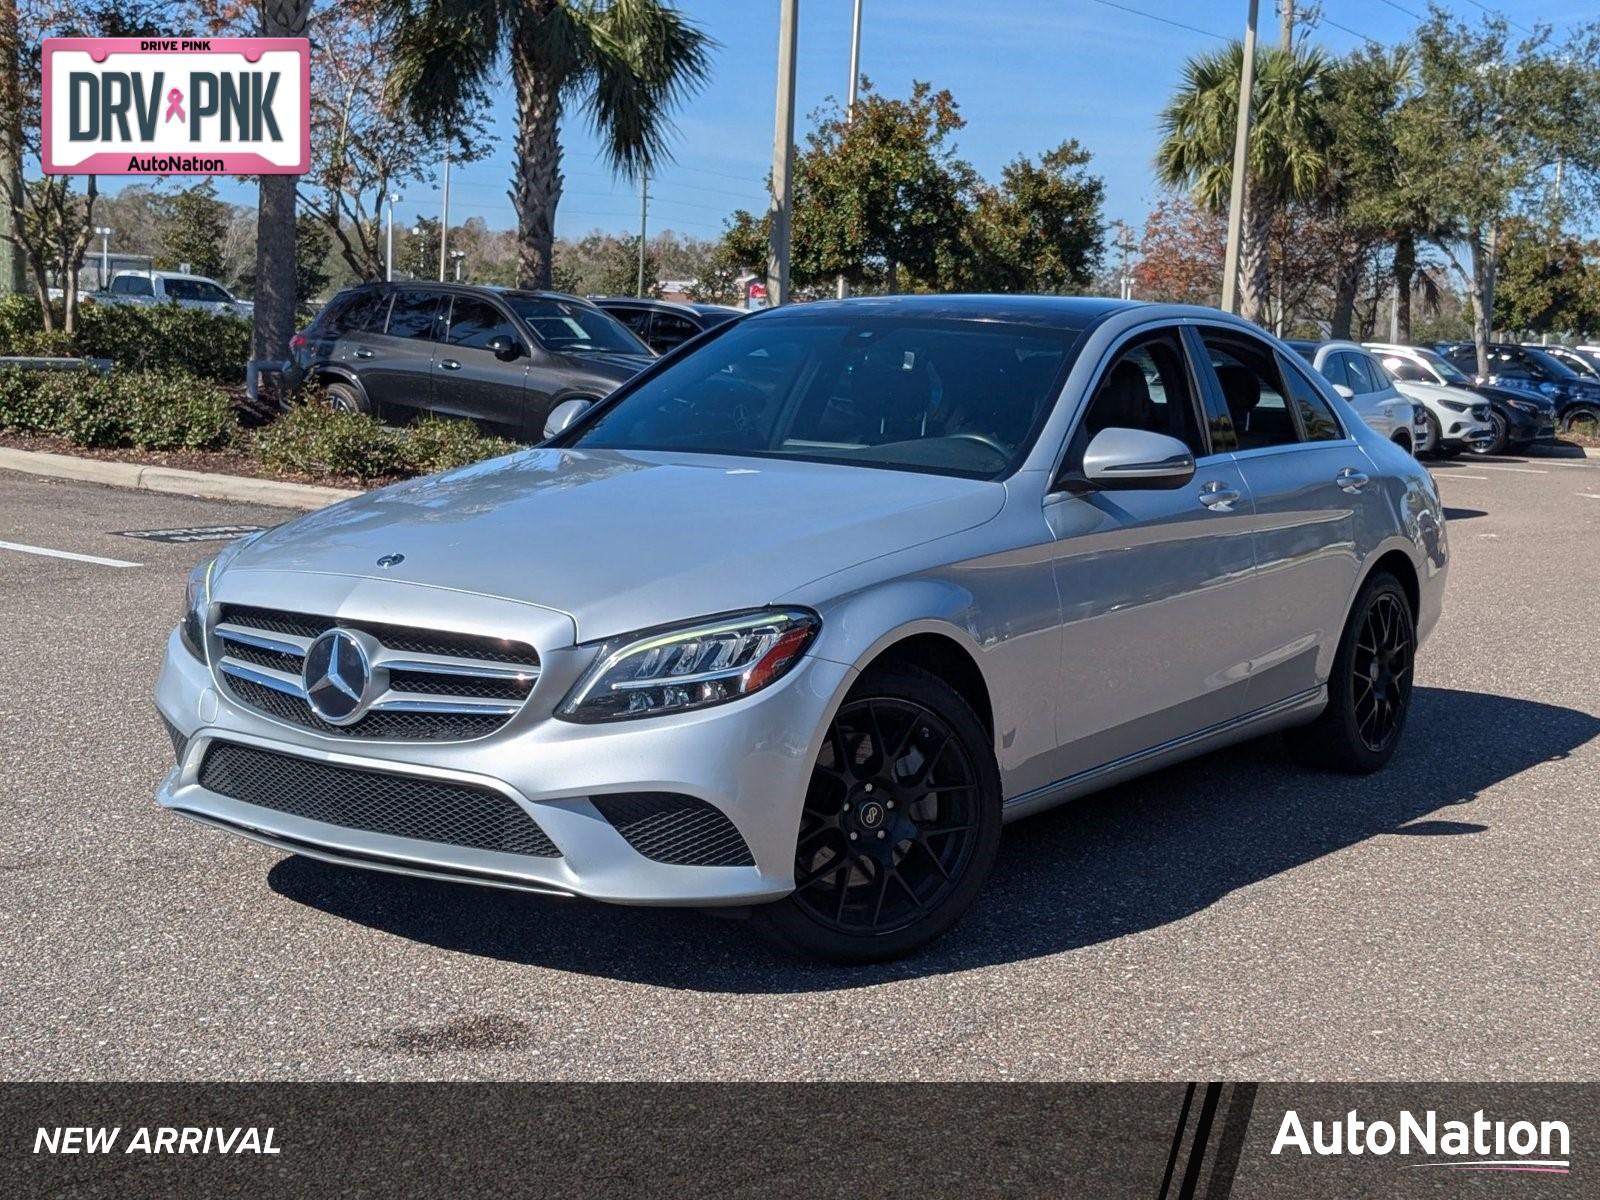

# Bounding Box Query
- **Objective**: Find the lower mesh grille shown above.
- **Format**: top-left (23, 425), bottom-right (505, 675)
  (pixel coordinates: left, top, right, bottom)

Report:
top-left (590, 793), bottom-right (754, 866)
top-left (198, 741), bottom-right (560, 858)
top-left (160, 714), bottom-right (188, 764)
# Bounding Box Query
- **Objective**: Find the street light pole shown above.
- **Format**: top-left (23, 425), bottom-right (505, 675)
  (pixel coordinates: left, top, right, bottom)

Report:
top-left (93, 226), bottom-right (112, 290)
top-left (637, 168), bottom-right (649, 297)
top-left (1220, 0), bottom-right (1259, 317)
top-left (836, 0), bottom-right (863, 301)
top-left (438, 145), bottom-right (451, 282)
top-left (450, 249), bottom-right (466, 282)
top-left (767, 0), bottom-right (798, 308)
top-left (385, 192), bottom-right (398, 281)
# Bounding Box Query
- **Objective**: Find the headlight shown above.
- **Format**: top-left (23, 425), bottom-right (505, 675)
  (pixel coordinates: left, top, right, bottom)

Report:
top-left (1440, 399), bottom-right (1470, 413)
top-left (558, 609), bottom-right (820, 723)
top-left (179, 556), bottom-right (215, 662)
top-left (1506, 398), bottom-right (1539, 413)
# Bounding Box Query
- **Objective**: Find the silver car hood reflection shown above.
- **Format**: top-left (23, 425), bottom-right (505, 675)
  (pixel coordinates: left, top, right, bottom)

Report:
top-left (228, 447), bottom-right (1007, 642)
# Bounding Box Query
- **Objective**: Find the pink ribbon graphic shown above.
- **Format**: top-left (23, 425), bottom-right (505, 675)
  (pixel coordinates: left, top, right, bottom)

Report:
top-left (164, 88), bottom-right (184, 123)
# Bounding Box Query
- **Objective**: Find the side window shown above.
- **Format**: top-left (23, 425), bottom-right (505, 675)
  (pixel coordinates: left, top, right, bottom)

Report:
top-left (1514, 352), bottom-right (1550, 380)
top-left (651, 312), bottom-right (700, 352)
top-left (1344, 352), bottom-right (1379, 394)
top-left (445, 297), bottom-right (519, 351)
top-left (1080, 331), bottom-right (1205, 455)
top-left (1381, 356), bottom-right (1429, 383)
top-left (1317, 352), bottom-right (1350, 391)
top-left (330, 290), bottom-right (389, 334)
top-left (1199, 332), bottom-right (1298, 452)
top-left (385, 290), bottom-right (441, 340)
top-left (1279, 355), bottom-right (1345, 441)
top-left (608, 307), bottom-right (651, 336)
top-left (112, 275), bottom-right (152, 296)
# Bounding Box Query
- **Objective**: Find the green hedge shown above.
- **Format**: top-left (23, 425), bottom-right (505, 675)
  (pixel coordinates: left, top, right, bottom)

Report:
top-left (254, 402), bottom-right (516, 482)
top-left (0, 295), bottom-right (250, 382)
top-left (0, 367), bottom-right (236, 450)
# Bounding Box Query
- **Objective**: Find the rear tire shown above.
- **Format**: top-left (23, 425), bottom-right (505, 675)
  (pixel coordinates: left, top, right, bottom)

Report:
top-left (753, 665), bottom-right (1002, 963)
top-left (1562, 405), bottom-right (1600, 438)
top-left (322, 379), bottom-right (371, 416)
top-left (1287, 571), bottom-right (1415, 775)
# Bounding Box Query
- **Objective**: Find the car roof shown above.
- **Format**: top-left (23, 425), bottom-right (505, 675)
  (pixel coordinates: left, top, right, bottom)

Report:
top-left (592, 297), bottom-right (742, 318)
top-left (746, 293), bottom-right (1144, 329)
top-left (362, 281), bottom-right (597, 306)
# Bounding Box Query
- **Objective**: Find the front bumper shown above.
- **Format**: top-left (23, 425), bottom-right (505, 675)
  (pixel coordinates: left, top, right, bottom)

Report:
top-left (155, 627), bottom-right (854, 906)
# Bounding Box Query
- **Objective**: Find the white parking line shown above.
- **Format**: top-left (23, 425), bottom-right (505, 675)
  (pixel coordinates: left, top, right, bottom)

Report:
top-left (1475, 464), bottom-right (1547, 474)
top-left (0, 539), bottom-right (141, 568)
top-left (1578, 493), bottom-right (1600, 500)
top-left (1435, 473), bottom-right (1489, 481)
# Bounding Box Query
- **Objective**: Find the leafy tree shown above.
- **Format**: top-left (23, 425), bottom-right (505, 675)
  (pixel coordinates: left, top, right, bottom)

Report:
top-left (1398, 9), bottom-right (1600, 373)
top-left (594, 236), bottom-right (658, 297)
top-left (789, 80), bottom-right (971, 293)
top-left (383, 0), bottom-right (713, 290)
top-left (1492, 216), bottom-right (1600, 335)
top-left (949, 140), bottom-right (1105, 293)
top-left (1157, 41), bottom-right (1333, 325)
top-left (157, 180), bottom-right (228, 277)
top-left (1132, 195), bottom-right (1225, 306)
top-left (294, 213), bottom-right (333, 310)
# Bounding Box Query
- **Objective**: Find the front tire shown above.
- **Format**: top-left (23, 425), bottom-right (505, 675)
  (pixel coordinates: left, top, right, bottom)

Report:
top-left (1470, 412), bottom-right (1508, 455)
top-left (1287, 572), bottom-right (1415, 774)
top-left (1420, 410), bottom-right (1444, 459)
top-left (753, 666), bottom-right (1002, 963)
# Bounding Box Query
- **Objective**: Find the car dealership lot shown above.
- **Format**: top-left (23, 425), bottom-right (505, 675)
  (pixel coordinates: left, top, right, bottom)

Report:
top-left (2, 458), bottom-right (1597, 1082)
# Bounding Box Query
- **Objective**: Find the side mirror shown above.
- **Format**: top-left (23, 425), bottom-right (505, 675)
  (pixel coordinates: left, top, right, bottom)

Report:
top-left (1331, 383), bottom-right (1355, 400)
top-left (543, 397), bottom-right (592, 441)
top-left (1080, 427), bottom-right (1195, 490)
top-left (487, 334), bottom-right (521, 362)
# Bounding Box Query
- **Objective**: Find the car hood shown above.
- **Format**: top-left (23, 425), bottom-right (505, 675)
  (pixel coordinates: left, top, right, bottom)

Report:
top-left (1468, 382), bottom-right (1556, 411)
top-left (226, 448), bottom-right (1006, 643)
top-left (563, 350), bottom-right (654, 379)
top-left (1394, 381), bottom-right (1486, 408)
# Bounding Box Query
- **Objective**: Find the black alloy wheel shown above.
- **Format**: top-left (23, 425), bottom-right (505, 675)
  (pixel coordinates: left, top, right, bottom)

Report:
top-left (1351, 589), bottom-right (1413, 754)
top-left (754, 667), bottom-right (1001, 962)
top-left (1469, 412), bottom-right (1507, 455)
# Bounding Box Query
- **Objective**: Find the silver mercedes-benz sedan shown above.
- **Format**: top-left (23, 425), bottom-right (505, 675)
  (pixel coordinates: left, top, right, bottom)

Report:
top-left (155, 296), bottom-right (1448, 962)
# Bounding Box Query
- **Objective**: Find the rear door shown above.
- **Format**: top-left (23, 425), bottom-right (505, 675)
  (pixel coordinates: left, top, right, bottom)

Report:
top-left (357, 288), bottom-right (442, 418)
top-left (648, 309), bottom-right (702, 355)
top-left (1194, 327), bottom-right (1369, 711)
top-left (434, 294), bottom-right (531, 436)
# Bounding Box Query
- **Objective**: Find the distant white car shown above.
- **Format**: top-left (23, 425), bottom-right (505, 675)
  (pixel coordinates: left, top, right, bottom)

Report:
top-left (100, 271), bottom-right (253, 320)
top-left (1365, 343), bottom-right (1494, 458)
top-left (1287, 340), bottom-right (1422, 453)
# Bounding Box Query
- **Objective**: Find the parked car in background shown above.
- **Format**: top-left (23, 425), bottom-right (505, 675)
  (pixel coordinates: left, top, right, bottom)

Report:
top-left (1439, 341), bottom-right (1600, 438)
top-left (1364, 343), bottom-right (1554, 455)
top-left (157, 296), bottom-right (1447, 961)
top-left (1524, 342), bottom-right (1600, 381)
top-left (288, 283), bottom-right (654, 440)
top-left (99, 270), bottom-right (254, 319)
top-left (1286, 340), bottom-right (1421, 452)
top-left (592, 298), bottom-right (742, 355)
top-left (1364, 342), bottom-right (1493, 458)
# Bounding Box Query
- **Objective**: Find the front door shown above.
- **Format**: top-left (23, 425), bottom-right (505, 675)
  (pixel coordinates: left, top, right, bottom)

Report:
top-left (434, 295), bottom-right (531, 437)
top-left (1044, 326), bottom-right (1261, 779)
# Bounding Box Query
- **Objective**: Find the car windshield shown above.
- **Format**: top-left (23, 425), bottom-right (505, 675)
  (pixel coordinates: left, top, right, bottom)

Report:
top-left (570, 315), bottom-right (1081, 479)
top-left (1414, 348), bottom-right (1470, 384)
top-left (1521, 347), bottom-right (1580, 380)
top-left (504, 296), bottom-right (648, 355)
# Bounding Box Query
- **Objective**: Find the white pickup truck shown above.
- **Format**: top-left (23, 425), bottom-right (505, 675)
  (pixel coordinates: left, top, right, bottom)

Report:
top-left (99, 271), bottom-right (254, 320)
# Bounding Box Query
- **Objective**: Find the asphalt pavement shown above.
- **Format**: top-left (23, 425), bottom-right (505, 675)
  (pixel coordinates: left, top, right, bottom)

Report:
top-left (1, 454), bottom-right (1597, 1082)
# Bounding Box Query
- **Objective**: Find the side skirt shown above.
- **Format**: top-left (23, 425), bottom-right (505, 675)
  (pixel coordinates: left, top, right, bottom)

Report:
top-left (1001, 686), bottom-right (1326, 824)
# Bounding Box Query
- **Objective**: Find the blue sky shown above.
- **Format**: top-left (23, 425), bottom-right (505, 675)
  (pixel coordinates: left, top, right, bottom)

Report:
top-left (131, 0), bottom-right (1582, 242)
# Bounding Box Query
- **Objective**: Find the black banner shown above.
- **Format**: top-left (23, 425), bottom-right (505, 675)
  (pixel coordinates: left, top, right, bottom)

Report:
top-left (2, 1083), bottom-right (1592, 1197)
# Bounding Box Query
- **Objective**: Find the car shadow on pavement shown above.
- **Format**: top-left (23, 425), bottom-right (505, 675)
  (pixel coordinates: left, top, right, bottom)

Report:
top-left (267, 686), bottom-right (1598, 993)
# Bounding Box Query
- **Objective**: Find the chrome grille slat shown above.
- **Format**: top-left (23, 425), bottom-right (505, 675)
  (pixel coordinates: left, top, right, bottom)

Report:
top-left (213, 604), bottom-right (540, 741)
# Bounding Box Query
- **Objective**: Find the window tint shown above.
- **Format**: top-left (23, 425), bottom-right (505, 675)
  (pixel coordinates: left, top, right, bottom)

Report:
top-left (1316, 352), bottom-right (1350, 391)
top-left (607, 306), bottom-right (652, 335)
top-left (385, 290), bottom-right (441, 340)
top-left (651, 312), bottom-right (700, 352)
top-left (573, 317), bottom-right (1079, 479)
top-left (505, 296), bottom-right (649, 355)
top-left (1280, 355), bottom-right (1345, 441)
top-left (1343, 352), bottom-right (1379, 394)
top-left (1200, 332), bottom-right (1297, 451)
top-left (111, 275), bottom-right (152, 296)
top-left (327, 289), bottom-right (389, 334)
top-left (166, 278), bottom-right (231, 303)
top-left (1380, 355), bottom-right (1430, 383)
top-left (445, 296), bottom-right (519, 350)
top-left (1081, 333), bottom-right (1204, 455)
top-left (1488, 351), bottom-right (1533, 379)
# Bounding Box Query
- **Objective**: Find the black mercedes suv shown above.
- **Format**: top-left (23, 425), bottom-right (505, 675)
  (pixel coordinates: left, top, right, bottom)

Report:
top-left (289, 283), bottom-right (655, 439)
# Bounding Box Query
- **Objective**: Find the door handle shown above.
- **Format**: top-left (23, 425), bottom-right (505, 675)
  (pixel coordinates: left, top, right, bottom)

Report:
top-left (439, 358), bottom-right (461, 371)
top-left (352, 348), bottom-right (373, 359)
top-left (1197, 480), bottom-right (1241, 511)
top-left (1335, 467), bottom-right (1369, 493)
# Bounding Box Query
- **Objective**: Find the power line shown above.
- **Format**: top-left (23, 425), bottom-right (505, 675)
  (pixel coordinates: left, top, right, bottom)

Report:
top-left (1371, 0), bottom-right (1422, 20)
top-left (1461, 0), bottom-right (1535, 36)
top-left (1083, 0), bottom-right (1227, 41)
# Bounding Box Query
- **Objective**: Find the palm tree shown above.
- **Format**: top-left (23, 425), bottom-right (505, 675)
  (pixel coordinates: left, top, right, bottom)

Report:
top-left (384, 0), bottom-right (713, 290)
top-left (1157, 42), bottom-right (1332, 325)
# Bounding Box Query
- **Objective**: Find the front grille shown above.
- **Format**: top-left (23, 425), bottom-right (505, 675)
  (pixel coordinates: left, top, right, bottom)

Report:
top-left (198, 741), bottom-right (560, 857)
top-left (591, 792), bottom-right (755, 867)
top-left (212, 604), bottom-right (539, 742)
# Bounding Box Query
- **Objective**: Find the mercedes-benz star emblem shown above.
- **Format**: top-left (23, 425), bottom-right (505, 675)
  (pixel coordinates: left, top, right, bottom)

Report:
top-left (376, 553), bottom-right (405, 568)
top-left (302, 629), bottom-right (373, 724)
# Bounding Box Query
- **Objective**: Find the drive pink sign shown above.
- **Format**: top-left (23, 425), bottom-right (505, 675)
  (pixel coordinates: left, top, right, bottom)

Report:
top-left (42, 37), bottom-right (309, 175)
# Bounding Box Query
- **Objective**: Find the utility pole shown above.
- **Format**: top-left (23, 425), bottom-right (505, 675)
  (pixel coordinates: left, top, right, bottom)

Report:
top-left (94, 226), bottom-right (111, 290)
top-left (768, 0), bottom-right (798, 307)
top-left (1279, 0), bottom-right (1293, 48)
top-left (836, 0), bottom-right (863, 301)
top-left (385, 192), bottom-right (398, 281)
top-left (1220, 0), bottom-right (1259, 316)
top-left (637, 168), bottom-right (649, 297)
top-left (1114, 222), bottom-right (1137, 301)
top-left (438, 145), bottom-right (450, 282)
top-left (0, 0), bottom-right (24, 295)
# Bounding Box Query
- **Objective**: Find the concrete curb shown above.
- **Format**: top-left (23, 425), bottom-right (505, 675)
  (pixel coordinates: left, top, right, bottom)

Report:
top-left (0, 446), bottom-right (362, 510)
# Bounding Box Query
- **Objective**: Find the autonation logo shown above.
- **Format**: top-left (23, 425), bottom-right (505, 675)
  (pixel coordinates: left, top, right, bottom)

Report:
top-left (1272, 1108), bottom-right (1571, 1174)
